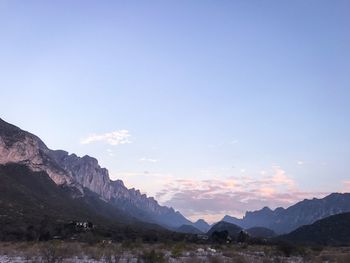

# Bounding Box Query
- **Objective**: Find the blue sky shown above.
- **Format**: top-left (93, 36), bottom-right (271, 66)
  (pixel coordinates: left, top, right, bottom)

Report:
top-left (1, 0), bottom-right (350, 222)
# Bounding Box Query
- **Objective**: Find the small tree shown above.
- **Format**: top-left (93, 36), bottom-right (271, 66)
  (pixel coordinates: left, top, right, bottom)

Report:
top-left (211, 230), bottom-right (229, 243)
top-left (237, 230), bottom-right (249, 243)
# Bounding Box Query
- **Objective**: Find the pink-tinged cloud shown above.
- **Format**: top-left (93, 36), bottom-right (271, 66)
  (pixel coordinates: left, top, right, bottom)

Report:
top-left (156, 166), bottom-right (328, 223)
top-left (81, 130), bottom-right (132, 145)
top-left (343, 180), bottom-right (350, 192)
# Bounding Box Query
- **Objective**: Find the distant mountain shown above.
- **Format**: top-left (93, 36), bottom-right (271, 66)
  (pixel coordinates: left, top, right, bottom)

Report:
top-left (279, 212), bottom-right (350, 246)
top-left (207, 221), bottom-right (242, 239)
top-left (0, 118), bottom-right (191, 229)
top-left (176, 224), bottom-right (203, 234)
top-left (193, 219), bottom-right (211, 233)
top-left (222, 193), bottom-right (350, 234)
top-left (222, 207), bottom-right (276, 230)
top-left (246, 227), bottom-right (276, 239)
top-left (222, 215), bottom-right (245, 226)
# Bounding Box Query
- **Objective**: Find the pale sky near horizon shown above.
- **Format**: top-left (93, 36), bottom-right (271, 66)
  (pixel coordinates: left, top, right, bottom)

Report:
top-left (1, 0), bottom-right (350, 223)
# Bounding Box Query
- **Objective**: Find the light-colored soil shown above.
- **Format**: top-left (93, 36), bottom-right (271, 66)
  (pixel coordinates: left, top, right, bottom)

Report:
top-left (0, 242), bottom-right (350, 263)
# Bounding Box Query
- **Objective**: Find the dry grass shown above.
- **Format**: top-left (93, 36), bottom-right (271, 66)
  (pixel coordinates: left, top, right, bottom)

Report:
top-left (0, 242), bottom-right (350, 262)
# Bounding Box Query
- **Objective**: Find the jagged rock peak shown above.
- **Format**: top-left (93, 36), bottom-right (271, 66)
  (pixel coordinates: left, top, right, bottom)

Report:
top-left (0, 117), bottom-right (192, 228)
top-left (0, 118), bottom-right (72, 185)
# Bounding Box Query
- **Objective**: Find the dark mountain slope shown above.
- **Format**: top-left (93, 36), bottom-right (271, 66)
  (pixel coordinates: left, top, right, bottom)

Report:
top-left (207, 221), bottom-right (242, 239)
top-left (246, 227), bottom-right (276, 239)
top-left (0, 164), bottom-right (97, 223)
top-left (278, 212), bottom-right (350, 246)
top-left (176, 225), bottom-right (203, 234)
top-left (193, 219), bottom-right (211, 233)
top-left (0, 163), bottom-right (181, 242)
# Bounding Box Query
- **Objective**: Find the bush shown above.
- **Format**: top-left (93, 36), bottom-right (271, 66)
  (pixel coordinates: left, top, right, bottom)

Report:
top-left (40, 242), bottom-right (63, 263)
top-left (276, 242), bottom-right (298, 257)
top-left (310, 245), bottom-right (324, 253)
top-left (140, 249), bottom-right (165, 263)
top-left (237, 231), bottom-right (249, 243)
top-left (171, 242), bottom-right (186, 258)
top-left (211, 230), bottom-right (229, 244)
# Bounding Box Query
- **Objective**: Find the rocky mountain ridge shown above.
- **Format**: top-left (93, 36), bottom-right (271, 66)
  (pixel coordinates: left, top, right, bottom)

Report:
top-left (0, 118), bottom-right (190, 228)
top-left (222, 193), bottom-right (350, 234)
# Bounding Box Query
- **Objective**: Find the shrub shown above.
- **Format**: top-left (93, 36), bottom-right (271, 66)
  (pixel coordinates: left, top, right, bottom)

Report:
top-left (40, 242), bottom-right (63, 263)
top-left (310, 245), bottom-right (324, 253)
top-left (211, 230), bottom-right (229, 244)
top-left (171, 242), bottom-right (186, 258)
top-left (237, 231), bottom-right (249, 243)
top-left (140, 249), bottom-right (165, 263)
top-left (276, 242), bottom-right (297, 257)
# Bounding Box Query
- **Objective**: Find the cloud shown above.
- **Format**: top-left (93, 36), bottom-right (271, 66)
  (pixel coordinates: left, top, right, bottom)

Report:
top-left (80, 130), bottom-right (132, 145)
top-left (139, 157), bottom-right (158, 163)
top-left (156, 166), bottom-right (328, 223)
top-left (229, 139), bottom-right (239, 145)
top-left (270, 166), bottom-right (295, 188)
top-left (343, 180), bottom-right (350, 192)
top-left (109, 170), bottom-right (174, 200)
top-left (106, 149), bottom-right (115, 157)
top-left (208, 139), bottom-right (239, 148)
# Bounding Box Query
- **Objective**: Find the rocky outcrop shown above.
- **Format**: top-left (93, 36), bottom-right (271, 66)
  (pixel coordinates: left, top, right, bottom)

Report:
top-left (0, 118), bottom-right (191, 228)
top-left (50, 150), bottom-right (115, 200)
top-left (49, 150), bottom-right (190, 225)
top-left (0, 120), bottom-right (73, 185)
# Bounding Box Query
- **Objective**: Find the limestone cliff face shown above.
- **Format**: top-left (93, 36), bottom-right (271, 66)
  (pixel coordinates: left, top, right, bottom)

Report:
top-left (50, 150), bottom-right (114, 200)
top-left (0, 120), bottom-right (72, 185)
top-left (0, 118), bottom-right (190, 227)
top-left (50, 150), bottom-right (173, 216)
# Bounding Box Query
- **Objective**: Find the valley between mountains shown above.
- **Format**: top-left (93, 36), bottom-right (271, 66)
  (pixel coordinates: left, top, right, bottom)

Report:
top-left (1, 117), bottom-right (350, 262)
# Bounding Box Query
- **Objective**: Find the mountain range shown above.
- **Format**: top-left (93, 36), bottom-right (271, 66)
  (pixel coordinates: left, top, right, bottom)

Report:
top-left (0, 118), bottom-right (193, 230)
top-left (1, 117), bottom-right (350, 244)
top-left (206, 221), bottom-right (277, 241)
top-left (206, 211), bottom-right (350, 246)
top-left (222, 192), bottom-right (350, 234)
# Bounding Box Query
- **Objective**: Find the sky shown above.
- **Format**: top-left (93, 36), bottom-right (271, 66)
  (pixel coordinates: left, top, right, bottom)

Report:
top-left (1, 0), bottom-right (350, 223)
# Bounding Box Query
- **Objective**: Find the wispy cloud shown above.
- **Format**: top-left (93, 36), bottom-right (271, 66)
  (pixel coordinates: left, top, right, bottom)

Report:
top-left (208, 139), bottom-right (239, 148)
top-left (139, 157), bottom-right (159, 163)
top-left (229, 139), bottom-right (239, 145)
top-left (81, 130), bottom-right (132, 145)
top-left (109, 171), bottom-right (174, 199)
top-left (156, 166), bottom-right (328, 223)
top-left (106, 149), bottom-right (115, 157)
top-left (343, 180), bottom-right (350, 192)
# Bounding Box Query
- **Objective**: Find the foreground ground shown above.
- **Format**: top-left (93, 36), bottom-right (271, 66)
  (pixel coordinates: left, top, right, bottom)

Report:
top-left (1, 241), bottom-right (350, 263)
